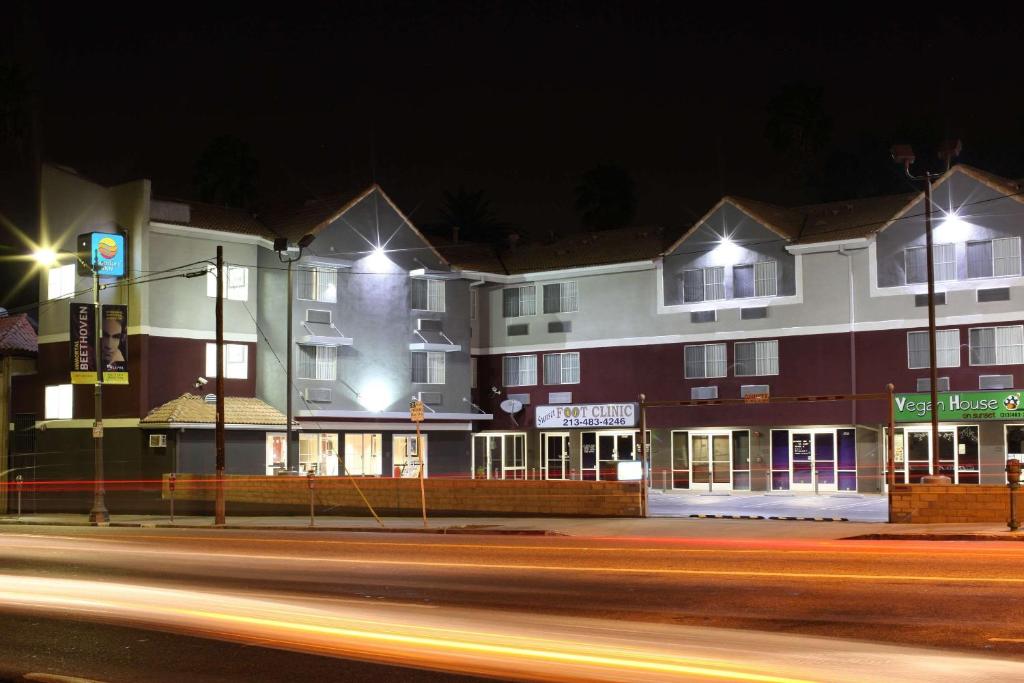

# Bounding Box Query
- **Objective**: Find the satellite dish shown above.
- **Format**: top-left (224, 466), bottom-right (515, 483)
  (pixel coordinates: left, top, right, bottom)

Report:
top-left (499, 399), bottom-right (523, 414)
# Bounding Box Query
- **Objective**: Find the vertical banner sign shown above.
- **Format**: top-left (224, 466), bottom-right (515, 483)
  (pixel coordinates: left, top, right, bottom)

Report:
top-left (70, 303), bottom-right (97, 384)
top-left (101, 304), bottom-right (129, 384)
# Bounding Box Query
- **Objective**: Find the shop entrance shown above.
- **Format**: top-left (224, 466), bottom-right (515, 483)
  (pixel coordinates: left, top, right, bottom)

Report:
top-left (886, 425), bottom-right (979, 485)
top-left (670, 430), bottom-right (751, 491)
top-left (472, 433), bottom-right (527, 479)
top-left (542, 432), bottom-right (570, 479)
top-left (392, 434), bottom-right (427, 478)
top-left (343, 433), bottom-right (382, 476)
top-left (789, 431), bottom-right (838, 492)
top-left (581, 431), bottom-right (650, 480)
top-left (690, 433), bottom-right (731, 491)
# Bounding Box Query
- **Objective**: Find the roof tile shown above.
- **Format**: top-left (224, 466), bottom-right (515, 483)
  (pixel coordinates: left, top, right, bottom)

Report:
top-left (141, 393), bottom-right (286, 426)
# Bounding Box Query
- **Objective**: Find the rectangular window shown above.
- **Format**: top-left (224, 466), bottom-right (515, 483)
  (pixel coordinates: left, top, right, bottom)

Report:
top-left (205, 343), bottom-right (249, 379)
top-left (207, 265), bottom-right (249, 301)
top-left (970, 325), bottom-right (1024, 366)
top-left (680, 266), bottom-right (725, 303)
top-left (296, 267), bottom-right (338, 303)
top-left (968, 237), bottom-right (1021, 279)
top-left (907, 329), bottom-right (960, 369)
top-left (411, 279), bottom-right (445, 312)
top-left (543, 352), bottom-right (580, 385)
top-left (503, 354), bottom-right (537, 386)
top-left (412, 351), bottom-right (445, 384)
top-left (502, 285), bottom-right (536, 317)
top-left (684, 343), bottom-right (727, 379)
top-left (734, 340), bottom-right (779, 376)
top-left (733, 265), bottom-right (754, 299)
top-left (542, 282), bottom-right (578, 314)
top-left (297, 344), bottom-right (337, 380)
top-left (47, 264), bottom-right (75, 300)
top-left (45, 384), bottom-right (73, 420)
top-left (733, 261), bottom-right (778, 298)
top-left (905, 244), bottom-right (954, 284)
top-left (704, 266), bottom-right (725, 301)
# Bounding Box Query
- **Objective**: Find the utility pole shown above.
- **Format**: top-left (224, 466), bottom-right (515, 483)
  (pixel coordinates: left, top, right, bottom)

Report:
top-left (89, 252), bottom-right (109, 525)
top-left (215, 246), bottom-right (226, 524)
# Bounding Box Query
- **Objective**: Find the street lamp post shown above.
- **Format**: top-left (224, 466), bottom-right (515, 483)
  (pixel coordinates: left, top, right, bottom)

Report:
top-left (892, 142), bottom-right (959, 485)
top-left (275, 234), bottom-right (316, 471)
top-left (33, 247), bottom-right (110, 524)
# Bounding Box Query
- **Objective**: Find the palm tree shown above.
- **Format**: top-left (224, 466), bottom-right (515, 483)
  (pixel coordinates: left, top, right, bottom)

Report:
top-left (574, 163), bottom-right (637, 231)
top-left (193, 135), bottom-right (260, 208)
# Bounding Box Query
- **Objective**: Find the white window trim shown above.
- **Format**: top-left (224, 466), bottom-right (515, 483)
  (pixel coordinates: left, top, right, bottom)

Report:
top-left (968, 325), bottom-right (1024, 367)
top-left (543, 352), bottom-right (580, 385)
top-left (412, 351), bottom-right (446, 384)
top-left (297, 267), bottom-right (339, 303)
top-left (205, 343), bottom-right (249, 379)
top-left (904, 243), bottom-right (956, 284)
top-left (47, 264), bottom-right (76, 301)
top-left (412, 278), bottom-right (446, 313)
top-left (45, 384), bottom-right (73, 420)
top-left (503, 354), bottom-right (538, 387)
top-left (967, 237), bottom-right (1023, 280)
top-left (733, 340), bottom-right (779, 377)
top-left (298, 344), bottom-right (338, 381)
top-left (684, 343), bottom-right (727, 379)
top-left (503, 285), bottom-right (537, 318)
top-left (906, 329), bottom-right (961, 370)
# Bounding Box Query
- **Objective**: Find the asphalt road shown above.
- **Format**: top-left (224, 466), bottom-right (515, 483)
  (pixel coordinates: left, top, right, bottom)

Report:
top-left (1, 525), bottom-right (1023, 681)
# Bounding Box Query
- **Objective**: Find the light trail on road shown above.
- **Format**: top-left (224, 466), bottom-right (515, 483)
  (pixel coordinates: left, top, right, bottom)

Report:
top-left (1, 573), bottom-right (1022, 683)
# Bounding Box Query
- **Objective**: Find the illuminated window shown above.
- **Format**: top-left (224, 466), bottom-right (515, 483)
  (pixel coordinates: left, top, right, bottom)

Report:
top-left (412, 351), bottom-right (445, 384)
top-left (296, 267), bottom-right (337, 303)
top-left (542, 282), bottom-right (578, 313)
top-left (681, 267), bottom-right (725, 303)
top-left (503, 354), bottom-right (537, 386)
top-left (47, 264), bottom-right (75, 300)
top-left (411, 279), bottom-right (445, 312)
top-left (205, 343), bottom-right (249, 379)
top-left (502, 285), bottom-right (536, 317)
top-left (734, 340), bottom-right (779, 376)
top-left (684, 343), bottom-right (726, 379)
top-left (45, 384), bottom-right (73, 419)
top-left (733, 261), bottom-right (778, 298)
top-left (905, 244), bottom-right (955, 284)
top-left (967, 237), bottom-right (1021, 279)
top-left (207, 265), bottom-right (249, 301)
top-left (907, 330), bottom-right (960, 369)
top-left (543, 352), bottom-right (580, 384)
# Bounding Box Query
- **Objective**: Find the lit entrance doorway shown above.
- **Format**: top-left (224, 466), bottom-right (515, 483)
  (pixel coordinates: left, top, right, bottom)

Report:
top-left (670, 430), bottom-right (750, 491)
top-left (472, 433), bottom-right (527, 479)
top-left (265, 432), bottom-right (287, 475)
top-left (885, 425), bottom-right (979, 485)
top-left (580, 430), bottom-right (650, 481)
top-left (542, 432), bottom-right (570, 479)
top-left (392, 434), bottom-right (427, 478)
top-left (343, 433), bottom-right (382, 476)
top-left (789, 431), bottom-right (838, 492)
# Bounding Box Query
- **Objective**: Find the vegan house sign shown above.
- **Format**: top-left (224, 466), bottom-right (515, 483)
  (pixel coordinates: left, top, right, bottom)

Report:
top-left (894, 391), bottom-right (1024, 422)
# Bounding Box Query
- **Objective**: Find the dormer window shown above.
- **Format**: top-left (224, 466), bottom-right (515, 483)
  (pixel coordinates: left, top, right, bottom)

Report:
top-left (967, 237), bottom-right (1021, 279)
top-left (681, 267), bottom-right (725, 303)
top-left (905, 244), bottom-right (955, 284)
top-left (733, 261), bottom-right (778, 298)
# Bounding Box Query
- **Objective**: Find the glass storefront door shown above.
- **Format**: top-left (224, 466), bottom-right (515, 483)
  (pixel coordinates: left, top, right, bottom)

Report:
top-left (299, 433), bottom-right (340, 475)
top-left (343, 433), bottom-right (382, 476)
top-left (790, 432), bottom-right (837, 492)
top-left (671, 431), bottom-right (689, 489)
top-left (886, 426), bottom-right (978, 485)
top-left (581, 431), bottom-right (651, 481)
top-left (265, 432), bottom-right (287, 475)
top-left (472, 433), bottom-right (527, 479)
top-left (771, 428), bottom-right (857, 492)
top-left (542, 432), bottom-right (570, 479)
top-left (690, 433), bottom-right (731, 491)
top-left (392, 434), bottom-right (427, 478)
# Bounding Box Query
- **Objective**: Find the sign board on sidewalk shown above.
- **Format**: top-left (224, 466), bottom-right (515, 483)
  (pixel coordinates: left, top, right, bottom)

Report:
top-left (894, 390), bottom-right (1024, 422)
top-left (535, 402), bottom-right (637, 429)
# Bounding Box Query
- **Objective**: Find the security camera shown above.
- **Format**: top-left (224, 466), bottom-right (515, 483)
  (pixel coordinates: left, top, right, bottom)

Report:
top-left (194, 376), bottom-right (208, 389)
top-left (491, 386), bottom-right (501, 396)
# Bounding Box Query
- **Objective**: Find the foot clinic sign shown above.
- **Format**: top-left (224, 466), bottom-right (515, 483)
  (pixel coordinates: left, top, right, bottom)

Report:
top-left (894, 390), bottom-right (1024, 422)
top-left (535, 403), bottom-right (637, 429)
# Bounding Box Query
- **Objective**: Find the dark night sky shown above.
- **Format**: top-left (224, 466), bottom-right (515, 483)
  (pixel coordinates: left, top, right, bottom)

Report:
top-left (3, 2), bottom-right (1024, 309)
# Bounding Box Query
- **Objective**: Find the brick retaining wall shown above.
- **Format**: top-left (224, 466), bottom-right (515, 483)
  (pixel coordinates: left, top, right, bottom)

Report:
top-left (890, 485), bottom-right (1019, 523)
top-left (162, 475), bottom-right (643, 517)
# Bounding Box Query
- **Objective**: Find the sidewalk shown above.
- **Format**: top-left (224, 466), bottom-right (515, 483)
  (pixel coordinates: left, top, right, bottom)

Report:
top-left (2, 512), bottom-right (1023, 541)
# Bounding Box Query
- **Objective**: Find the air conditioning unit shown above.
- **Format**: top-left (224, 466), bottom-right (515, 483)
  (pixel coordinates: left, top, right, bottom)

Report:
top-left (304, 387), bottom-right (332, 403)
top-left (149, 434), bottom-right (167, 448)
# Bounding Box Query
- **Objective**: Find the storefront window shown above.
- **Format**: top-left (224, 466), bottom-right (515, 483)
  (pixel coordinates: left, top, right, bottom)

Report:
top-left (837, 429), bottom-right (857, 491)
top-left (958, 426), bottom-right (979, 484)
top-left (393, 434), bottom-right (427, 478)
top-left (1006, 425), bottom-right (1024, 459)
top-left (265, 433), bottom-right (287, 475)
top-left (671, 431), bottom-right (689, 489)
top-left (731, 431), bottom-right (750, 490)
top-left (771, 429), bottom-right (790, 490)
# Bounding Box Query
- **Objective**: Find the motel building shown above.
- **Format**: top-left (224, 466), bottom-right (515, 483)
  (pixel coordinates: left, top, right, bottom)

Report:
top-left (11, 162), bottom-right (1024, 512)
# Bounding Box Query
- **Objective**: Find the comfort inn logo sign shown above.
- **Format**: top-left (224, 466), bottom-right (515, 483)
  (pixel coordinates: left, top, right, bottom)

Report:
top-left (894, 391), bottom-right (1024, 422)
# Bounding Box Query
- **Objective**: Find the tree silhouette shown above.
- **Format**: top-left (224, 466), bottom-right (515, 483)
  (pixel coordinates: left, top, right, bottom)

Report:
top-left (765, 83), bottom-right (832, 197)
top-left (0, 61), bottom-right (32, 155)
top-left (574, 163), bottom-right (637, 231)
top-left (436, 187), bottom-right (509, 245)
top-left (193, 135), bottom-right (259, 208)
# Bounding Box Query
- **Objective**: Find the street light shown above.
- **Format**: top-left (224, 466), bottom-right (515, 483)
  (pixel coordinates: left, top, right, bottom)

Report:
top-left (891, 141), bottom-right (960, 485)
top-left (275, 234), bottom-right (316, 471)
top-left (33, 245), bottom-right (111, 524)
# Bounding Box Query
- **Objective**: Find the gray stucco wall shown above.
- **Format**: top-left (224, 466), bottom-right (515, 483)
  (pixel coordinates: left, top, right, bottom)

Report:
top-left (257, 247), bottom-right (288, 412)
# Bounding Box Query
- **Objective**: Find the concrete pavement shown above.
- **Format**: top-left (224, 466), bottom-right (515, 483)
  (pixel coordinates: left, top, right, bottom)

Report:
top-left (649, 489), bottom-right (888, 522)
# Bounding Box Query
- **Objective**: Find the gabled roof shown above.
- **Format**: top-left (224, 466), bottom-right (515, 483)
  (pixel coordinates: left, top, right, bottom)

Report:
top-left (663, 196), bottom-right (802, 256)
top-left (0, 314), bottom-right (37, 357)
top-left (795, 192), bottom-right (919, 243)
top-left (152, 197), bottom-right (278, 241)
top-left (141, 393), bottom-right (286, 426)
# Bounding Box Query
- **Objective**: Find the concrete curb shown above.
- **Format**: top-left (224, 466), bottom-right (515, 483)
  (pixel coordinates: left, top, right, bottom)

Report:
top-left (844, 533), bottom-right (1024, 542)
top-left (0, 518), bottom-right (565, 536)
top-left (687, 514), bottom-right (850, 522)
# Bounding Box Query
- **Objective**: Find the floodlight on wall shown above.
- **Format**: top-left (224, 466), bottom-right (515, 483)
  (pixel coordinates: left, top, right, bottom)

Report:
top-left (273, 237), bottom-right (288, 253)
top-left (298, 233), bottom-right (316, 249)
